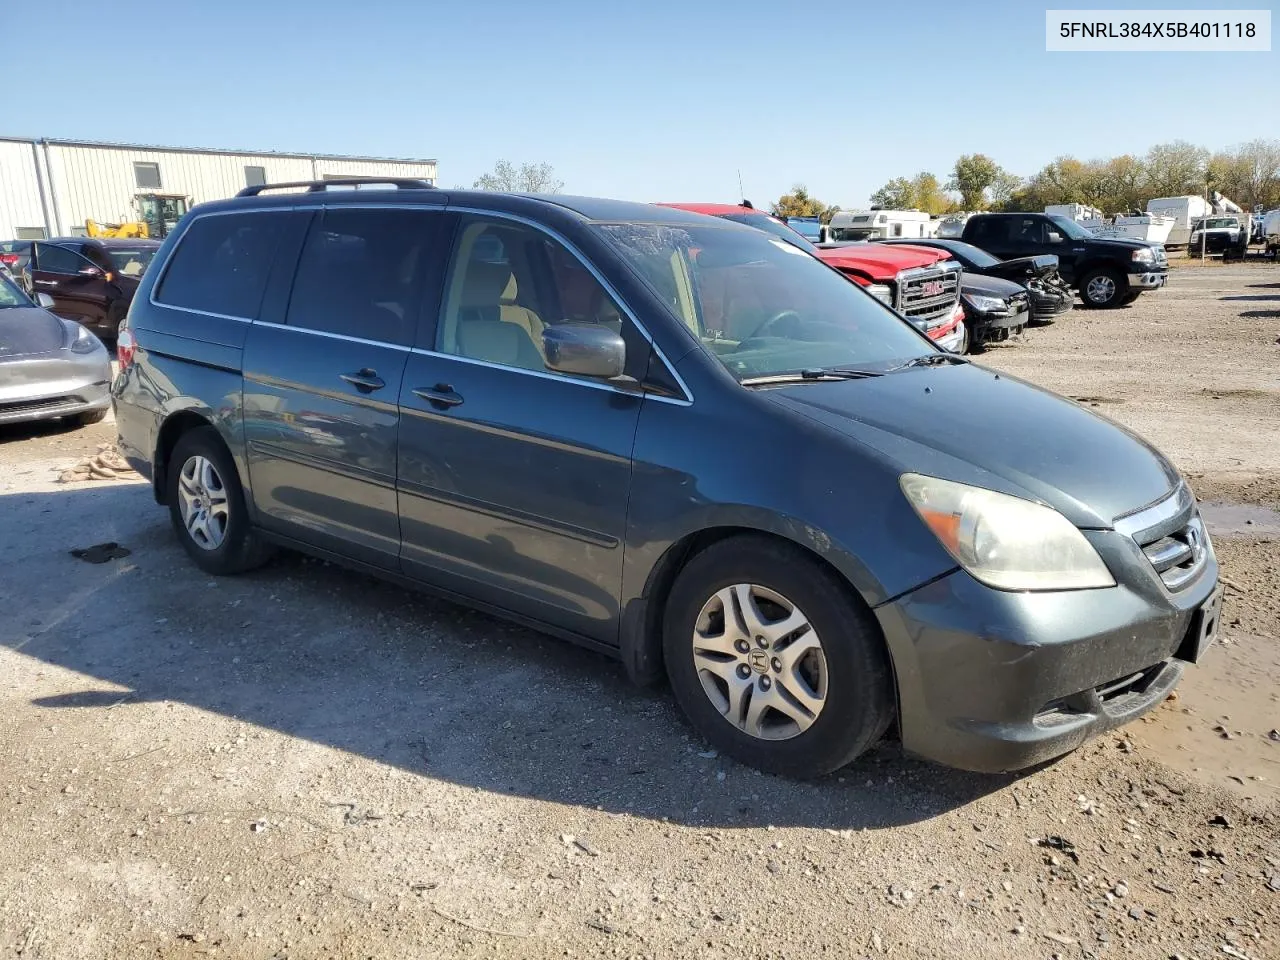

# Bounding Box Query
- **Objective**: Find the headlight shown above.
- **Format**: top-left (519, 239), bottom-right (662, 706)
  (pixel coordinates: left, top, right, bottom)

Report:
top-left (1131, 247), bottom-right (1155, 263)
top-left (900, 474), bottom-right (1115, 591)
top-left (68, 323), bottom-right (101, 354)
top-left (865, 283), bottom-right (894, 306)
top-left (963, 294), bottom-right (1008, 313)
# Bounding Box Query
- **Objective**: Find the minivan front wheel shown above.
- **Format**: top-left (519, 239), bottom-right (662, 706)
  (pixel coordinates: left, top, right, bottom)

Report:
top-left (166, 427), bottom-right (272, 575)
top-left (663, 536), bottom-right (894, 778)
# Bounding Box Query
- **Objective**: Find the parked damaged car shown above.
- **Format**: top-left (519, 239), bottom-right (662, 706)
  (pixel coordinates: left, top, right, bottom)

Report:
top-left (116, 183), bottom-right (1223, 778)
top-left (878, 238), bottom-right (1073, 325)
top-left (0, 269), bottom-right (112, 426)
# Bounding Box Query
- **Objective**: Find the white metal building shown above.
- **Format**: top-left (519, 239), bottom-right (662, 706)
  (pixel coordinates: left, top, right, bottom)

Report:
top-left (0, 137), bottom-right (438, 241)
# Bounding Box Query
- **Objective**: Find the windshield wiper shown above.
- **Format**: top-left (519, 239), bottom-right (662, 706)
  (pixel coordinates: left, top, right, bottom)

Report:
top-left (890, 353), bottom-right (969, 371)
top-left (741, 367), bottom-right (884, 386)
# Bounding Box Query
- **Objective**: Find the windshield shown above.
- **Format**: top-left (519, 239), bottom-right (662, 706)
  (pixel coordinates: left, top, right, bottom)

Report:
top-left (107, 246), bottom-right (158, 277)
top-left (597, 222), bottom-right (933, 381)
top-left (714, 213), bottom-right (819, 254)
top-left (1047, 216), bottom-right (1093, 241)
top-left (1197, 218), bottom-right (1236, 229)
top-left (0, 271), bottom-right (32, 308)
top-left (941, 240), bottom-right (1001, 268)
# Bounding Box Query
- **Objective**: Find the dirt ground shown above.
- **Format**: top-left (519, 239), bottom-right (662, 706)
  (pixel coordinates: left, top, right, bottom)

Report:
top-left (1, 263), bottom-right (1277, 960)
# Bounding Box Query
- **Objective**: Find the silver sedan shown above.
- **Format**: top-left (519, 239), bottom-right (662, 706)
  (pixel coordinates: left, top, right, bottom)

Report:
top-left (0, 271), bottom-right (112, 426)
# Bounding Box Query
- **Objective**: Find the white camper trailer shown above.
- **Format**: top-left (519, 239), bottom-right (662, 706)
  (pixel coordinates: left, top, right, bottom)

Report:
top-left (1045, 203), bottom-right (1105, 223)
top-left (1263, 209), bottom-right (1280, 257)
top-left (1145, 196), bottom-right (1211, 247)
top-left (1090, 214), bottom-right (1176, 245)
top-left (829, 209), bottom-right (937, 241)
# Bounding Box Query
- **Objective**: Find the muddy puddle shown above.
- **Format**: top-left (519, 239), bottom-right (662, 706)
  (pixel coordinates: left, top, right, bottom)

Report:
top-left (1199, 501), bottom-right (1280, 537)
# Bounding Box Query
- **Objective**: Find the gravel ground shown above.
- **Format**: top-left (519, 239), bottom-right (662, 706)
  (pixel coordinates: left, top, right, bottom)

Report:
top-left (1, 263), bottom-right (1277, 959)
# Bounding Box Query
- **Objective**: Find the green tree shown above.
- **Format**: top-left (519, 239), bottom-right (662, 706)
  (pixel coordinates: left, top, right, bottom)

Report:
top-left (473, 160), bottom-right (564, 193)
top-left (1142, 141), bottom-right (1209, 198)
top-left (987, 170), bottom-right (1024, 209)
top-left (869, 177), bottom-right (914, 209)
top-left (947, 154), bottom-right (1001, 209)
top-left (771, 184), bottom-right (839, 223)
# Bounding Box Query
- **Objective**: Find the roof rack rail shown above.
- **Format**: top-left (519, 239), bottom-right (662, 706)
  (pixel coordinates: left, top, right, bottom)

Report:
top-left (235, 177), bottom-right (436, 198)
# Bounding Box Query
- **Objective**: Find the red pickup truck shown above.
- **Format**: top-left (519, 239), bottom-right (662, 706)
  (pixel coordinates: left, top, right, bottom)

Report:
top-left (658, 203), bottom-right (966, 351)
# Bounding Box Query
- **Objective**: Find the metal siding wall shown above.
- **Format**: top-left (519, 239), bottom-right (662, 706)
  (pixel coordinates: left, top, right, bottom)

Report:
top-left (0, 141), bottom-right (48, 239)
top-left (48, 146), bottom-right (319, 230)
top-left (6, 144), bottom-right (438, 239)
top-left (312, 158), bottom-right (438, 183)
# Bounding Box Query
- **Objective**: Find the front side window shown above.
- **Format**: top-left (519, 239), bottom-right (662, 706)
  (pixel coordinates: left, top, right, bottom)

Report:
top-left (34, 243), bottom-right (93, 275)
top-left (437, 217), bottom-right (639, 375)
top-left (285, 208), bottom-right (434, 345)
top-left (0, 271), bottom-right (31, 307)
top-left (599, 221), bottom-right (930, 381)
top-left (106, 246), bottom-right (158, 277)
top-left (134, 162), bottom-right (162, 189)
top-left (1047, 216), bottom-right (1092, 240)
top-left (157, 212), bottom-right (287, 318)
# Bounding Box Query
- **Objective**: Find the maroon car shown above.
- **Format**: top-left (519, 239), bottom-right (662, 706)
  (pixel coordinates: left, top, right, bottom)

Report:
top-left (28, 238), bottom-right (161, 339)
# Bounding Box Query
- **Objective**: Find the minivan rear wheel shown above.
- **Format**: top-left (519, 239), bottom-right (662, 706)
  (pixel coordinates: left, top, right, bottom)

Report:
top-left (663, 536), bottom-right (894, 778)
top-left (166, 427), bottom-right (273, 575)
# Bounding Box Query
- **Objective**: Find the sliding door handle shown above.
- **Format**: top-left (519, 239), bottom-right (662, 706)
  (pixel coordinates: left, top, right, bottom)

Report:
top-left (412, 384), bottom-right (464, 409)
top-left (340, 368), bottom-right (385, 392)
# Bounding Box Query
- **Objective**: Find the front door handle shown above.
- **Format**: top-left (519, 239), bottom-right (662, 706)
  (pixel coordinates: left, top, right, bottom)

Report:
top-left (34, 279), bottom-right (57, 286)
top-left (340, 368), bottom-right (385, 392)
top-left (412, 384), bottom-right (464, 409)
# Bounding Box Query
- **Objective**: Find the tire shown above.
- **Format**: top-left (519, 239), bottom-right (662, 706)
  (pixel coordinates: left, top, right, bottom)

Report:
top-left (166, 426), bottom-right (273, 576)
top-left (102, 301), bottom-right (127, 339)
top-left (662, 535), bottom-right (895, 778)
top-left (1079, 268), bottom-right (1126, 309)
top-left (76, 408), bottom-right (108, 426)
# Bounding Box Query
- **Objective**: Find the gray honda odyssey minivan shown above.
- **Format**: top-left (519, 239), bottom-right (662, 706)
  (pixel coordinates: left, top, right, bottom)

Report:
top-left (113, 179), bottom-right (1222, 778)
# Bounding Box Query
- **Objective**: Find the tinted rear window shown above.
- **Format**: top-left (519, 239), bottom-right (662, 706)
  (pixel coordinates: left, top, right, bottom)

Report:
top-left (284, 208), bottom-right (438, 346)
top-left (157, 212), bottom-right (287, 318)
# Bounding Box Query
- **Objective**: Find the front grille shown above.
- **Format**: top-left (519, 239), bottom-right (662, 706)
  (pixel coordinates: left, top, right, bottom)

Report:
top-left (1035, 661), bottom-right (1171, 726)
top-left (1115, 485), bottom-right (1208, 592)
top-left (0, 396), bottom-right (76, 415)
top-left (894, 263), bottom-right (961, 325)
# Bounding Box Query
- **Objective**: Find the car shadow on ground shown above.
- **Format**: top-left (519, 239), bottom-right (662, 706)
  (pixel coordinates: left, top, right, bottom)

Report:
top-left (3, 483), bottom-right (1020, 832)
top-left (0, 417), bottom-right (90, 443)
top-left (1220, 294), bottom-right (1280, 302)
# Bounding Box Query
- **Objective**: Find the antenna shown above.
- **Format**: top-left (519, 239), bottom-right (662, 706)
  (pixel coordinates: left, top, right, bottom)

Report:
top-left (738, 169), bottom-right (745, 204)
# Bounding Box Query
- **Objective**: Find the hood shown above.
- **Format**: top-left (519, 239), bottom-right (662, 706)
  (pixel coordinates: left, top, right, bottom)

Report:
top-left (984, 254), bottom-right (1059, 283)
top-left (814, 242), bottom-right (950, 282)
top-left (0, 307), bottom-right (65, 358)
top-left (962, 273), bottom-right (1024, 299)
top-left (767, 364), bottom-right (1178, 527)
top-left (1089, 236), bottom-right (1157, 252)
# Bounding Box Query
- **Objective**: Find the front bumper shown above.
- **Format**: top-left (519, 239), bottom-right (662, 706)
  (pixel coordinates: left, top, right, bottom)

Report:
top-left (875, 519), bottom-right (1218, 773)
top-left (1029, 286), bottom-right (1074, 320)
top-left (0, 349), bottom-right (112, 425)
top-left (1128, 270), bottom-right (1168, 289)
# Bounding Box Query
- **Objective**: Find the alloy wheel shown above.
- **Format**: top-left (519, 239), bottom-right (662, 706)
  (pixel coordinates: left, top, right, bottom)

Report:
top-left (1086, 274), bottom-right (1116, 304)
top-left (177, 455), bottom-right (229, 551)
top-left (691, 584), bottom-right (828, 741)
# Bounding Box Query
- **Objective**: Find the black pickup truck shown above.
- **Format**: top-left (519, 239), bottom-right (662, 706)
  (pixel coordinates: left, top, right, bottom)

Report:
top-left (959, 212), bottom-right (1168, 308)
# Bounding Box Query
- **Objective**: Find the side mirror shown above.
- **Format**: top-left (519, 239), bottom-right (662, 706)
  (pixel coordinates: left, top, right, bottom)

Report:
top-left (1047, 231), bottom-right (1063, 243)
top-left (36, 292), bottom-right (55, 309)
top-left (543, 323), bottom-right (626, 379)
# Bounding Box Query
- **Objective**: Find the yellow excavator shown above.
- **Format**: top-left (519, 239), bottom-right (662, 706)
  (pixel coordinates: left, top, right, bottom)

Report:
top-left (85, 219), bottom-right (150, 239)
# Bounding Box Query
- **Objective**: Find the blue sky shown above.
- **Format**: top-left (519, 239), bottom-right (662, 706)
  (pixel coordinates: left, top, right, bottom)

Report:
top-left (5, 0), bottom-right (1273, 207)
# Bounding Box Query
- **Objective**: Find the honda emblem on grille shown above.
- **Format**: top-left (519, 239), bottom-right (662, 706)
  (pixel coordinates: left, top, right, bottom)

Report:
top-left (920, 281), bottom-right (944, 297)
top-left (1187, 524), bottom-right (1204, 563)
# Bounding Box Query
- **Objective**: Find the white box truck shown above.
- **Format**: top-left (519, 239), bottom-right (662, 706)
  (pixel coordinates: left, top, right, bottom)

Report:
top-left (1145, 196), bottom-right (1211, 248)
